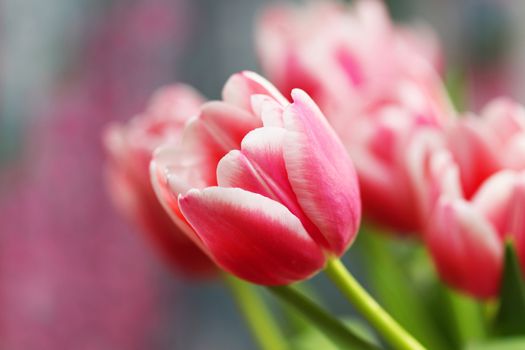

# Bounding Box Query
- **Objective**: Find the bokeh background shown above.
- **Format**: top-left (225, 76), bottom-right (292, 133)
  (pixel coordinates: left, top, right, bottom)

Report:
top-left (1, 0), bottom-right (525, 349)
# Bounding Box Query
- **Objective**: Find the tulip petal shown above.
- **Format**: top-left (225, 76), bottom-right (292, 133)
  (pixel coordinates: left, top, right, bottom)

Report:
top-left (425, 198), bottom-right (503, 298)
top-left (150, 102), bottom-right (261, 250)
top-left (503, 134), bottom-right (525, 170)
top-left (154, 102), bottom-right (261, 196)
top-left (473, 171), bottom-right (525, 261)
top-left (217, 128), bottom-right (328, 247)
top-left (149, 158), bottom-right (207, 252)
top-left (108, 161), bottom-right (214, 277)
top-left (408, 135), bottom-right (461, 229)
top-left (483, 97), bottom-right (525, 140)
top-left (222, 71), bottom-right (289, 112)
top-left (447, 117), bottom-right (501, 198)
top-left (282, 89), bottom-right (361, 255)
top-left (251, 95), bottom-right (285, 127)
top-left (179, 187), bottom-right (326, 285)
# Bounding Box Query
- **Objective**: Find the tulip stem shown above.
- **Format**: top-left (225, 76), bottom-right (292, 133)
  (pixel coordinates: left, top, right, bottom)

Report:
top-left (324, 258), bottom-right (426, 350)
top-left (223, 274), bottom-right (288, 350)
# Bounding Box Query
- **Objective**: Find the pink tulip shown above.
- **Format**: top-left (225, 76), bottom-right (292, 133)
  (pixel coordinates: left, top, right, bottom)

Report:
top-left (151, 72), bottom-right (361, 285)
top-left (341, 101), bottom-right (453, 233)
top-left (257, 0), bottom-right (454, 234)
top-left (104, 84), bottom-right (216, 277)
top-left (424, 99), bottom-right (525, 298)
top-left (256, 0), bottom-right (445, 124)
top-left (447, 98), bottom-right (525, 198)
top-left (425, 168), bottom-right (525, 298)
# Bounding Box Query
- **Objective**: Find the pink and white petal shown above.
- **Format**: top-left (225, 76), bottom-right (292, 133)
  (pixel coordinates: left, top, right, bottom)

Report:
top-left (503, 134), bottom-right (525, 170)
top-left (217, 150), bottom-right (268, 193)
top-left (447, 117), bottom-right (501, 198)
top-left (109, 159), bottom-right (215, 277)
top-left (283, 89), bottom-right (361, 255)
top-left (178, 187), bottom-right (326, 285)
top-left (473, 170), bottom-right (525, 242)
top-left (196, 101), bottom-right (262, 151)
top-left (155, 102), bottom-right (262, 197)
top-left (408, 136), bottom-right (461, 229)
top-left (482, 97), bottom-right (525, 140)
top-left (149, 157), bottom-right (206, 252)
top-left (217, 128), bottom-right (328, 247)
top-left (222, 71), bottom-right (289, 112)
top-left (251, 95), bottom-right (285, 127)
top-left (217, 128), bottom-right (290, 198)
top-left (425, 198), bottom-right (503, 299)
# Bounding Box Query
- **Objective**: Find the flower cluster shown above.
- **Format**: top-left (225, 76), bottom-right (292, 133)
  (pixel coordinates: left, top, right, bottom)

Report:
top-left (257, 0), bottom-right (525, 299)
top-left (425, 99), bottom-right (525, 298)
top-left (104, 85), bottom-right (216, 277)
top-left (104, 0), bottom-right (524, 304)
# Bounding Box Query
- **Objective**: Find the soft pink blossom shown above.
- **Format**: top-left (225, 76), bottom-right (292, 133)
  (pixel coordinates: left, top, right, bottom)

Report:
top-left (256, 0), bottom-right (446, 124)
top-left (446, 98), bottom-right (525, 198)
top-left (257, 0), bottom-right (454, 234)
top-left (104, 84), bottom-right (216, 277)
top-left (425, 167), bottom-right (525, 298)
top-left (151, 72), bottom-right (361, 284)
top-left (346, 105), bottom-right (448, 232)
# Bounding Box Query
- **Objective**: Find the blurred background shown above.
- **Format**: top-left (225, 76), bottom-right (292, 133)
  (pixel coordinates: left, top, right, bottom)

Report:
top-left (1, 0), bottom-right (525, 349)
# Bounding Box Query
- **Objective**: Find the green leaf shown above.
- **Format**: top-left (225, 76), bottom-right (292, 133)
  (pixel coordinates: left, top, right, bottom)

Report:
top-left (466, 337), bottom-right (525, 350)
top-left (290, 327), bottom-right (338, 350)
top-left (493, 241), bottom-right (525, 336)
top-left (443, 287), bottom-right (486, 345)
top-left (268, 285), bottom-right (381, 350)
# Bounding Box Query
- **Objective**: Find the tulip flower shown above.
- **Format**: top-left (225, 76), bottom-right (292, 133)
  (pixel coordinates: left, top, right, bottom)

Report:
top-left (151, 71), bottom-right (361, 285)
top-left (257, 0), bottom-right (454, 234)
top-left (425, 167), bottom-right (525, 298)
top-left (344, 105), bottom-right (449, 232)
top-left (256, 0), bottom-right (446, 124)
top-left (104, 84), bottom-right (216, 277)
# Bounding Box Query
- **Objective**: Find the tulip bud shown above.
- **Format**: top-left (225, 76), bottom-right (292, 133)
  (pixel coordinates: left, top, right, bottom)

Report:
top-left (104, 84), bottom-right (216, 277)
top-left (151, 72), bottom-right (361, 285)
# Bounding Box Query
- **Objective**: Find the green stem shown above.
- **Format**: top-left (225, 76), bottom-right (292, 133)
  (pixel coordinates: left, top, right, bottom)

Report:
top-left (324, 258), bottom-right (426, 350)
top-left (360, 230), bottom-right (450, 349)
top-left (268, 285), bottom-right (379, 350)
top-left (223, 274), bottom-right (287, 350)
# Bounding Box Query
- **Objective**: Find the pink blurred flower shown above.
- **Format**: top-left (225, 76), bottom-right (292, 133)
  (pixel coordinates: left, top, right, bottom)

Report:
top-left (425, 169), bottom-right (525, 298)
top-left (257, 0), bottom-right (454, 234)
top-left (424, 99), bottom-right (525, 298)
top-left (446, 98), bottom-right (525, 198)
top-left (104, 84), bottom-right (216, 277)
top-left (256, 0), bottom-right (445, 124)
top-left (151, 71), bottom-right (361, 285)
top-left (345, 105), bottom-right (446, 232)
